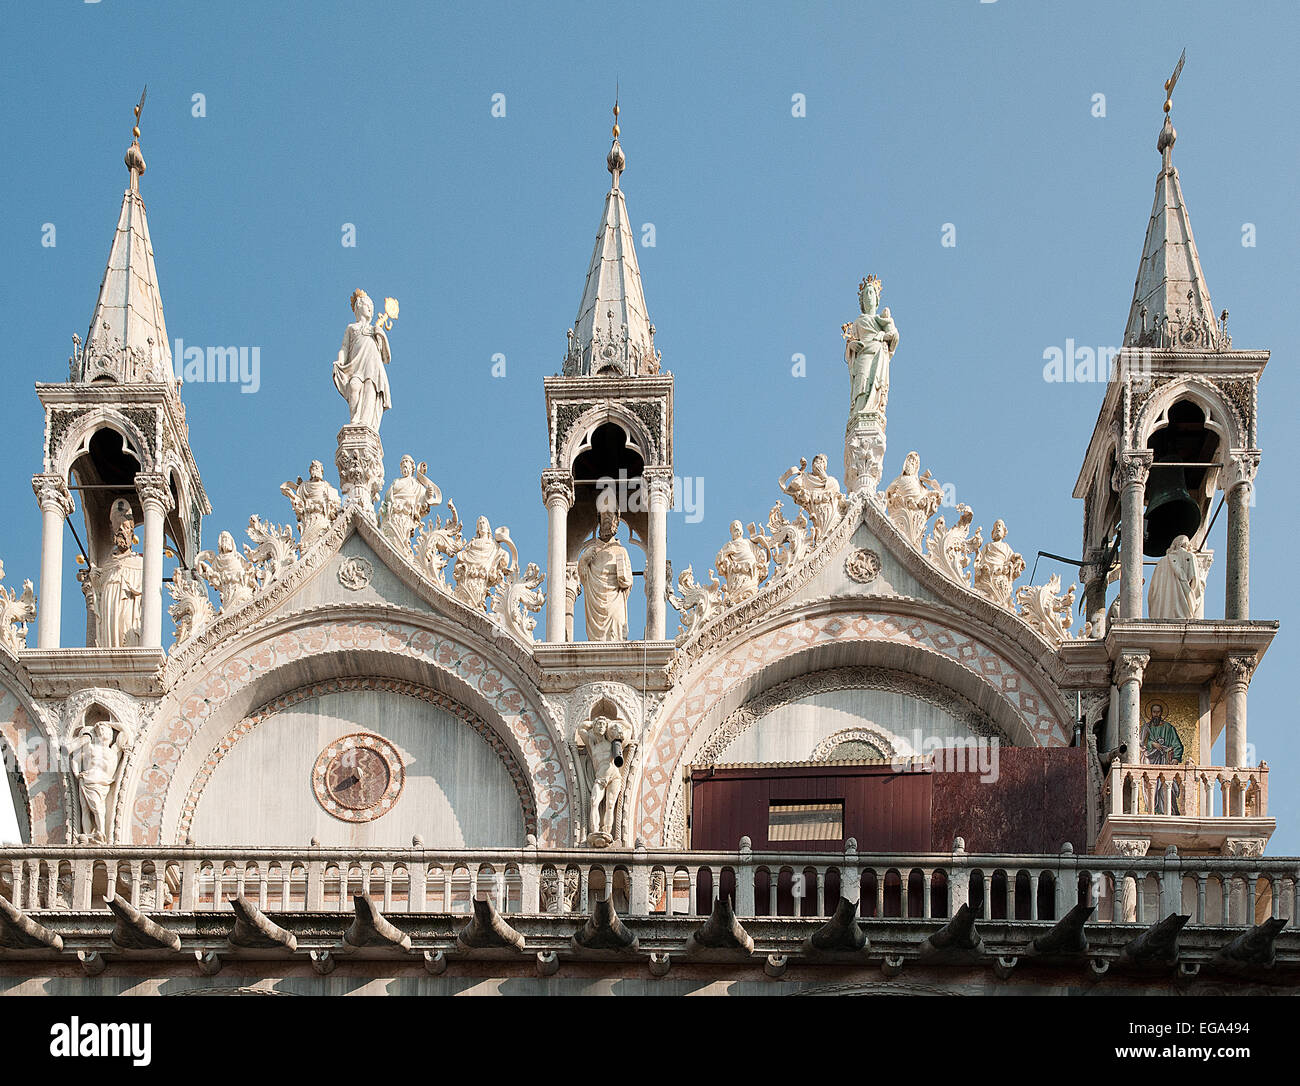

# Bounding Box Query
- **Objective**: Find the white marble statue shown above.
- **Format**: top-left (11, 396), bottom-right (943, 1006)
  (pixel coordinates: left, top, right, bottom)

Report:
top-left (971, 519), bottom-right (1025, 609)
top-left (91, 499), bottom-right (143, 648)
top-left (167, 567), bottom-right (214, 647)
top-left (715, 519), bottom-right (771, 604)
top-left (332, 289), bottom-right (395, 432)
top-left (926, 503), bottom-right (981, 586)
top-left (416, 500), bottom-right (464, 587)
top-left (1016, 574), bottom-right (1077, 646)
top-left (885, 451), bottom-right (943, 548)
top-left (666, 563), bottom-right (724, 644)
top-left (1148, 534), bottom-right (1208, 620)
top-left (576, 714), bottom-right (635, 846)
top-left (281, 460), bottom-right (342, 550)
top-left (778, 454), bottom-right (848, 543)
top-left (759, 501), bottom-right (811, 576)
top-left (0, 560), bottom-right (36, 655)
top-left (843, 275), bottom-right (900, 424)
top-left (196, 530), bottom-right (258, 612)
top-left (491, 561), bottom-right (547, 644)
top-left (245, 515), bottom-right (298, 585)
top-left (577, 509), bottom-right (633, 642)
top-left (379, 455), bottom-right (442, 551)
top-left (67, 720), bottom-right (128, 843)
top-left (451, 516), bottom-right (511, 611)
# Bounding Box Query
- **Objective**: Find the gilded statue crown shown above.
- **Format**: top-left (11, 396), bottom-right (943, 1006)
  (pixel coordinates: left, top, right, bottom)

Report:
top-left (859, 274), bottom-right (881, 292)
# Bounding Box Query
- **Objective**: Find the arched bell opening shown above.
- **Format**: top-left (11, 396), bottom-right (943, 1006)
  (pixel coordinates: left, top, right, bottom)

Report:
top-left (1143, 400), bottom-right (1220, 557)
top-left (566, 421), bottom-right (649, 641)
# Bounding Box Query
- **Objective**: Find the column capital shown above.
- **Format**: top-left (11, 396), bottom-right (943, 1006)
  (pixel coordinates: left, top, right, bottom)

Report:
top-left (1111, 450), bottom-right (1153, 492)
top-left (1113, 651), bottom-right (1150, 687)
top-left (541, 469), bottom-right (574, 509)
top-left (135, 472), bottom-right (174, 513)
top-left (643, 467), bottom-right (674, 507)
top-left (1220, 654), bottom-right (1257, 691)
top-left (1223, 449), bottom-right (1261, 494)
top-left (31, 473), bottom-right (74, 517)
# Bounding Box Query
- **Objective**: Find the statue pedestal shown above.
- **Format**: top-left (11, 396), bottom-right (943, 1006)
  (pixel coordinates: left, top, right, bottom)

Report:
top-left (336, 426), bottom-right (385, 520)
top-left (845, 416), bottom-right (887, 497)
top-left (585, 831), bottom-right (613, 849)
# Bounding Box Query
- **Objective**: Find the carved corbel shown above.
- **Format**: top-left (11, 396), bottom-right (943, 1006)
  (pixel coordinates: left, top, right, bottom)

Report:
top-left (229, 896), bottom-right (297, 952)
top-left (1119, 912), bottom-right (1189, 966)
top-left (0, 895), bottom-right (64, 951)
top-left (107, 893), bottom-right (181, 952)
top-left (343, 893), bottom-right (411, 952)
top-left (683, 896), bottom-right (754, 956)
top-left (806, 898), bottom-right (869, 954)
top-left (918, 903), bottom-right (983, 961)
top-left (456, 896), bottom-right (526, 952)
top-left (572, 898), bottom-right (638, 951)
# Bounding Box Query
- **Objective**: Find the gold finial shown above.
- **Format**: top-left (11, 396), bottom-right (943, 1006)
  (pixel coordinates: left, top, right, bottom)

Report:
top-left (1163, 48), bottom-right (1185, 114)
top-left (612, 85), bottom-right (620, 138)
top-left (125, 85), bottom-right (148, 183)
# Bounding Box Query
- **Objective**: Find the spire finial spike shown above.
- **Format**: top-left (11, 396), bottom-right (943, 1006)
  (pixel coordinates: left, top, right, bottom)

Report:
top-left (124, 84), bottom-right (148, 188)
top-left (1157, 50), bottom-right (1183, 168)
top-left (606, 86), bottom-right (625, 187)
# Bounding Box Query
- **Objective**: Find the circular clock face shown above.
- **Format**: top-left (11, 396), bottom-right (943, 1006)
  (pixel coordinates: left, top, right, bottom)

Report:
top-left (312, 734), bottom-right (403, 822)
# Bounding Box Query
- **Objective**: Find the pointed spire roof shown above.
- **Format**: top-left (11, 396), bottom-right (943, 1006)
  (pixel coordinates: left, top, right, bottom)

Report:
top-left (1123, 67), bottom-right (1228, 350)
top-left (77, 88), bottom-right (176, 385)
top-left (563, 102), bottom-right (661, 377)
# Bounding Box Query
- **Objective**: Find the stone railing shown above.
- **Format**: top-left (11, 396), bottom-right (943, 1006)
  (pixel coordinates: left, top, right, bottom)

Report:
top-left (2, 843), bottom-right (1296, 930)
top-left (1106, 763), bottom-right (1268, 820)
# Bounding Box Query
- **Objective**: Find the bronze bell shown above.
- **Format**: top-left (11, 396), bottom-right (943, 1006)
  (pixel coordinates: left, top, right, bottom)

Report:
top-left (1143, 465), bottom-right (1202, 556)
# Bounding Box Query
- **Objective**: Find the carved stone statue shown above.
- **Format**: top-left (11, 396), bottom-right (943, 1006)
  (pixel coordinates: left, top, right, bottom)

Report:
top-left (971, 519), bottom-right (1025, 609)
top-left (843, 276), bottom-right (900, 425)
top-left (758, 501), bottom-right (811, 576)
top-left (416, 500), bottom-right (463, 587)
top-left (491, 561), bottom-right (547, 644)
top-left (1015, 574), bottom-right (1077, 645)
top-left (666, 563), bottom-right (724, 645)
top-left (167, 567), bottom-right (214, 647)
top-left (576, 714), bottom-right (635, 847)
top-left (196, 530), bottom-right (258, 612)
top-left (0, 560), bottom-right (36, 655)
top-left (332, 289), bottom-right (394, 432)
top-left (715, 519), bottom-right (770, 604)
top-left (91, 499), bottom-right (143, 648)
top-left (778, 454), bottom-right (848, 543)
top-left (379, 455), bottom-right (441, 552)
top-left (1148, 534), bottom-right (1208, 620)
top-left (281, 460), bottom-right (341, 550)
top-left (885, 451), bottom-right (943, 548)
top-left (451, 516), bottom-right (511, 611)
top-left (68, 720), bottom-right (128, 843)
top-left (577, 509), bottom-right (633, 641)
top-left (926, 503), bottom-right (981, 585)
top-left (245, 515), bottom-right (298, 585)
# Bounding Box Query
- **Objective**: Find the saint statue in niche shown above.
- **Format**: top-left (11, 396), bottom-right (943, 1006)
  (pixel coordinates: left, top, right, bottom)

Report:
top-left (577, 509), bottom-right (633, 641)
top-left (91, 498), bottom-right (143, 648)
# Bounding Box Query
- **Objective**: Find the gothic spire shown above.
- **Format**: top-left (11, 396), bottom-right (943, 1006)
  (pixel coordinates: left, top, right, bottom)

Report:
top-left (563, 100), bottom-right (661, 377)
top-left (76, 87), bottom-right (176, 385)
top-left (1123, 55), bottom-right (1227, 350)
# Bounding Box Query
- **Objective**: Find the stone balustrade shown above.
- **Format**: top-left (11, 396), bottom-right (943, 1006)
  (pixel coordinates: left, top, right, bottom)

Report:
top-left (2, 843), bottom-right (1295, 930)
top-left (1107, 763), bottom-right (1268, 819)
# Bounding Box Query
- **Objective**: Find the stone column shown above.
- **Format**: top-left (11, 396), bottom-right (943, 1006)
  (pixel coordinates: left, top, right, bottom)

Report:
top-left (32, 474), bottom-right (74, 649)
top-left (1080, 552), bottom-right (1109, 635)
top-left (564, 564), bottom-right (580, 642)
top-left (541, 470), bottom-right (573, 643)
top-left (643, 469), bottom-right (673, 641)
top-left (1224, 451), bottom-right (1259, 621)
top-left (1113, 452), bottom-right (1151, 621)
top-left (1114, 651), bottom-right (1150, 761)
top-left (1221, 655), bottom-right (1255, 771)
top-left (135, 473), bottom-right (173, 650)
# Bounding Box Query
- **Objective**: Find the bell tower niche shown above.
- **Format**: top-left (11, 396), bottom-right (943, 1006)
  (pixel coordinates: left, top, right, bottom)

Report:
top-left (33, 93), bottom-right (210, 651)
top-left (541, 103), bottom-right (674, 644)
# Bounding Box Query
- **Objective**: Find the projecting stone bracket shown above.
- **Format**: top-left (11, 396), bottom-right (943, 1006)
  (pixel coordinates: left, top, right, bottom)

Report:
top-left (107, 893), bottom-right (181, 952)
top-left (229, 896), bottom-right (298, 952)
top-left (683, 896), bottom-right (755, 957)
top-left (1214, 917), bottom-right (1288, 970)
top-left (918, 903), bottom-right (983, 963)
top-left (456, 896), bottom-right (526, 952)
top-left (0, 895), bottom-right (64, 952)
top-left (804, 897), bottom-right (869, 956)
top-left (343, 893), bottom-right (412, 952)
top-left (1118, 912), bottom-right (1189, 967)
top-left (1023, 902), bottom-right (1095, 957)
top-left (572, 898), bottom-right (638, 952)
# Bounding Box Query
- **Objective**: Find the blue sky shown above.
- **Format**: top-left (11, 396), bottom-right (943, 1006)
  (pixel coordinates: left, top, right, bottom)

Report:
top-left (1, 1), bottom-right (1296, 847)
